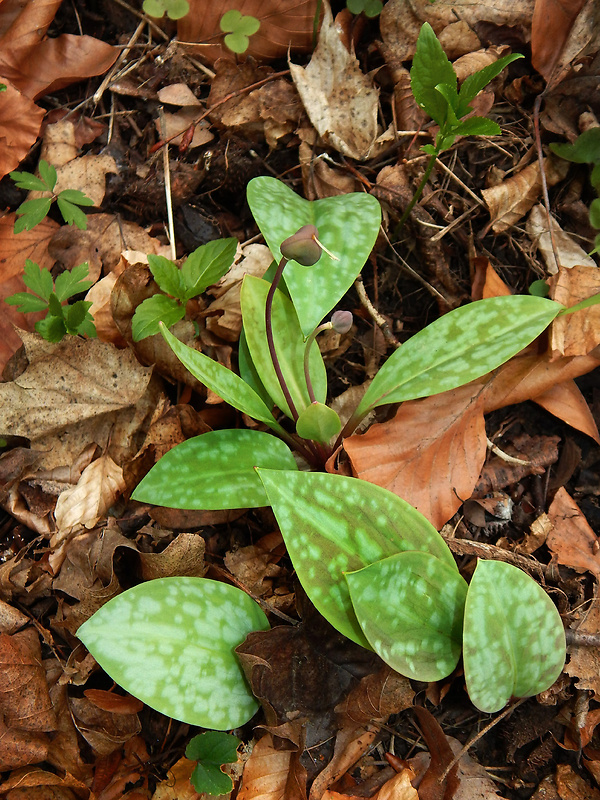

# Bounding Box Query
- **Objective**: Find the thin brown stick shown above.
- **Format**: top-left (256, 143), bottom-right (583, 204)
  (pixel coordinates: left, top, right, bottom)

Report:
top-left (533, 93), bottom-right (561, 273)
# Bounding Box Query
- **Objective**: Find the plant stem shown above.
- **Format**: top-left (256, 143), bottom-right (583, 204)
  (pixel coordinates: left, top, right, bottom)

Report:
top-left (393, 150), bottom-right (439, 238)
top-left (265, 256), bottom-right (299, 421)
top-left (331, 406), bottom-right (369, 454)
top-left (303, 322), bottom-right (331, 403)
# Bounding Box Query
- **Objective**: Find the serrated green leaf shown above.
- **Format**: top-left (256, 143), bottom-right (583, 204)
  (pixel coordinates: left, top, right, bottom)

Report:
top-left (147, 254), bottom-right (187, 299)
top-left (56, 197), bottom-right (88, 229)
top-left (463, 560), bottom-right (566, 713)
top-left (77, 577), bottom-right (269, 729)
top-left (54, 263), bottom-right (92, 301)
top-left (14, 197), bottom-right (52, 232)
top-left (355, 296), bottom-right (563, 417)
top-left (57, 189), bottom-right (95, 206)
top-left (9, 170), bottom-right (49, 192)
top-left (451, 116), bottom-right (501, 137)
top-left (132, 295), bottom-right (185, 341)
top-left (4, 293), bottom-right (48, 313)
top-left (22, 260), bottom-right (53, 300)
top-left (133, 429), bottom-right (297, 510)
top-left (247, 178), bottom-right (381, 337)
top-left (257, 469), bottom-right (457, 647)
top-left (457, 54), bottom-right (524, 117)
top-left (187, 731), bottom-right (240, 795)
top-left (37, 160), bottom-right (57, 191)
top-left (160, 324), bottom-right (284, 432)
top-left (296, 402), bottom-right (341, 443)
top-left (241, 275), bottom-right (327, 418)
top-left (181, 238), bottom-right (238, 299)
top-left (410, 22), bottom-right (457, 126)
top-left (36, 314), bottom-right (67, 342)
top-left (47, 293), bottom-right (63, 317)
top-left (64, 300), bottom-right (93, 333)
top-left (347, 551), bottom-right (468, 681)
top-left (549, 128), bottom-right (600, 165)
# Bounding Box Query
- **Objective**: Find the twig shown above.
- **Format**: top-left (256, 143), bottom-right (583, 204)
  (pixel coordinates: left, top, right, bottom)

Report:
top-left (486, 437), bottom-right (531, 466)
top-left (435, 157), bottom-right (485, 207)
top-left (354, 276), bottom-right (399, 348)
top-left (93, 18), bottom-right (147, 105)
top-left (441, 537), bottom-right (553, 581)
top-left (159, 108), bottom-right (176, 260)
top-left (533, 93), bottom-right (561, 273)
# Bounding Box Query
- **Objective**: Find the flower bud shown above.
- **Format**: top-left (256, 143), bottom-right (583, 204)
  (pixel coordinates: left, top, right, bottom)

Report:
top-left (330, 310), bottom-right (353, 334)
top-left (280, 225), bottom-right (322, 266)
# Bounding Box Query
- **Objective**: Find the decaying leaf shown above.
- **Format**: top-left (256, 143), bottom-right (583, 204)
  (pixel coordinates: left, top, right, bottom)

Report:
top-left (548, 265), bottom-right (600, 356)
top-left (238, 733), bottom-right (306, 800)
top-left (546, 487), bottom-right (600, 577)
top-left (0, 77), bottom-right (45, 177)
top-left (531, 0), bottom-right (593, 87)
top-left (527, 204), bottom-right (596, 274)
top-left (54, 455), bottom-right (127, 533)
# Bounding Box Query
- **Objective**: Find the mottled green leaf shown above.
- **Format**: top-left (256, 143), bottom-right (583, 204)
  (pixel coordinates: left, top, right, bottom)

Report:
top-left (296, 402), bottom-right (341, 443)
top-left (241, 275), bottom-right (327, 418)
top-left (463, 560), bottom-right (566, 713)
top-left (347, 551), bottom-right (467, 681)
top-left (356, 296), bottom-right (563, 417)
top-left (160, 324), bottom-right (284, 432)
top-left (247, 177), bottom-right (381, 337)
top-left (133, 429), bottom-right (297, 510)
top-left (257, 469), bottom-right (456, 647)
top-left (77, 577), bottom-right (269, 729)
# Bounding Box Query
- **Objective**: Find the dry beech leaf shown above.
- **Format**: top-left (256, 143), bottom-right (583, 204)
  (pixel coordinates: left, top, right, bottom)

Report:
top-left (527, 204), bottom-right (596, 274)
top-left (546, 486), bottom-right (600, 577)
top-left (309, 726), bottom-right (378, 800)
top-left (153, 756), bottom-right (204, 800)
top-left (0, 77), bottom-right (45, 178)
top-left (548, 265), bottom-right (600, 356)
top-left (437, 21), bottom-right (481, 60)
top-left (238, 733), bottom-right (305, 800)
top-left (290, 2), bottom-right (379, 160)
top-left (452, 46), bottom-right (510, 83)
top-left (155, 108), bottom-right (213, 149)
top-left (179, 0), bottom-right (318, 64)
top-left (157, 83), bottom-right (201, 106)
top-left (40, 118), bottom-right (79, 168)
top-left (471, 257), bottom-right (512, 300)
top-left (54, 455), bottom-right (126, 532)
top-left (322, 769), bottom-right (418, 800)
top-left (85, 272), bottom-right (127, 346)
top-left (534, 380), bottom-right (600, 444)
top-left (531, 0), bottom-right (589, 84)
top-left (138, 533), bottom-right (206, 581)
top-left (481, 157), bottom-right (569, 233)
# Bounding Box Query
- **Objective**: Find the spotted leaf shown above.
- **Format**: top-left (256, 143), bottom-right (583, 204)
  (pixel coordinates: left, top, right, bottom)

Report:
top-left (257, 469), bottom-right (456, 647)
top-left (77, 578), bottom-right (269, 729)
top-left (355, 296), bottom-right (563, 417)
top-left (346, 551), bottom-right (467, 681)
top-left (133, 430), bottom-right (297, 510)
top-left (247, 177), bottom-right (381, 337)
top-left (463, 560), bottom-right (566, 713)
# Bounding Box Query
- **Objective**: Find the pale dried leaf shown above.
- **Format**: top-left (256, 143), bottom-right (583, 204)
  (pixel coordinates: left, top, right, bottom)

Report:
top-left (237, 734), bottom-right (297, 800)
top-left (290, 2), bottom-right (378, 160)
top-left (155, 109), bottom-right (213, 149)
top-left (565, 594), bottom-right (600, 696)
top-left (139, 533), bottom-right (206, 580)
top-left (437, 21), bottom-right (481, 60)
top-left (40, 119), bottom-right (79, 169)
top-left (54, 455), bottom-right (126, 532)
top-left (54, 154), bottom-right (117, 207)
top-left (547, 487), bottom-right (600, 577)
top-left (452, 46), bottom-right (509, 83)
top-left (157, 84), bottom-right (201, 106)
top-left (85, 272), bottom-right (126, 346)
top-left (548, 265), bottom-right (600, 356)
top-left (526, 204), bottom-right (595, 274)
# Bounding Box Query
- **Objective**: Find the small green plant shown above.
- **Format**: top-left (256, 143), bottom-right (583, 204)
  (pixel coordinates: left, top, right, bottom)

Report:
top-left (550, 128), bottom-right (600, 255)
top-left (10, 159), bottom-right (94, 233)
top-left (142, 0), bottom-right (189, 20)
top-left (5, 260), bottom-right (96, 342)
top-left (131, 238), bottom-right (238, 341)
top-left (396, 22), bottom-right (523, 233)
top-left (346, 0), bottom-right (383, 17)
top-left (186, 731), bottom-right (241, 795)
top-left (220, 10), bottom-right (260, 54)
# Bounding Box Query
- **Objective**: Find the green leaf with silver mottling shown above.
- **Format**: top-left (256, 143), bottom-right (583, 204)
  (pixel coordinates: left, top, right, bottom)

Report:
top-left (463, 560), bottom-right (566, 713)
top-left (133, 429), bottom-right (297, 510)
top-left (241, 275), bottom-right (327, 418)
top-left (296, 402), bottom-right (341, 443)
top-left (77, 577), bottom-right (269, 729)
top-left (346, 551), bottom-right (467, 681)
top-left (257, 469), bottom-right (456, 648)
top-left (160, 324), bottom-right (285, 434)
top-left (355, 296), bottom-right (563, 417)
top-left (247, 177), bottom-right (381, 337)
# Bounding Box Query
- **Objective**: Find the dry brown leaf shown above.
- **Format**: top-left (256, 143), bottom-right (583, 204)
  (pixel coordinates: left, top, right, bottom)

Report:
top-left (54, 455), bottom-right (126, 533)
top-left (157, 83), bottom-right (201, 106)
top-left (0, 76), bottom-right (45, 177)
top-left (290, 2), bottom-right (379, 160)
top-left (548, 265), bottom-right (600, 356)
top-left (471, 257), bottom-right (512, 300)
top-left (85, 272), bottom-right (127, 346)
top-left (481, 157), bottom-right (569, 233)
top-left (139, 533), bottom-right (206, 581)
top-left (531, 0), bottom-right (590, 84)
top-left (565, 594), bottom-right (600, 696)
top-left (40, 118), bottom-right (79, 168)
top-left (308, 726), bottom-right (378, 800)
top-left (546, 487), bottom-right (600, 577)
top-left (156, 108), bottom-right (213, 149)
top-left (534, 380), bottom-right (600, 443)
top-left (526, 204), bottom-right (596, 274)
top-left (437, 21), bottom-right (481, 60)
top-left (322, 770), bottom-right (418, 800)
top-left (153, 756), bottom-right (205, 800)
top-left (50, 153), bottom-right (117, 208)
top-left (555, 763), bottom-right (600, 799)
top-left (179, 0), bottom-right (318, 64)
top-left (238, 733), bottom-right (305, 800)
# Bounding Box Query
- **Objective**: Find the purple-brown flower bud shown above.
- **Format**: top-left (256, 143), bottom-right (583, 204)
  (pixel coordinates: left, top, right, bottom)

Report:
top-left (330, 310), bottom-right (353, 334)
top-left (280, 225), bottom-right (322, 266)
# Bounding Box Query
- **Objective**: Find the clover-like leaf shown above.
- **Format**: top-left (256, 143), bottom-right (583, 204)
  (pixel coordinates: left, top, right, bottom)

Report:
top-left (133, 429), bottom-right (297, 510)
top-left (463, 560), bottom-right (566, 713)
top-left (355, 296), bottom-right (563, 417)
top-left (143, 0), bottom-right (189, 19)
top-left (257, 469), bottom-right (457, 647)
top-left (346, 0), bottom-right (383, 17)
top-left (220, 9), bottom-right (260, 54)
top-left (77, 577), bottom-right (269, 729)
top-left (187, 732), bottom-right (240, 795)
top-left (347, 551), bottom-right (468, 681)
top-left (247, 178), bottom-right (381, 337)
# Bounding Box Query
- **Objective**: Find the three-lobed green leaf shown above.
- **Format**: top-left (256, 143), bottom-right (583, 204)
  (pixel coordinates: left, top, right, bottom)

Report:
top-left (220, 9), bottom-right (260, 54)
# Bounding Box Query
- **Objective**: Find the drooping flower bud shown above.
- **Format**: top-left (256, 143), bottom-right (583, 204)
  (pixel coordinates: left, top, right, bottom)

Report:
top-left (280, 225), bottom-right (322, 266)
top-left (330, 310), bottom-right (353, 334)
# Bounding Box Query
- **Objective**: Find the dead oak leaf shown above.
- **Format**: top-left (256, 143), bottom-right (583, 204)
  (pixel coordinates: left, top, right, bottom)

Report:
top-left (290, 2), bottom-right (379, 160)
top-left (546, 486), bottom-right (600, 577)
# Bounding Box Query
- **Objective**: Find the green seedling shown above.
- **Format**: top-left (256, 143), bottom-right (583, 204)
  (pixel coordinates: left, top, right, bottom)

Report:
top-left (186, 731), bottom-right (241, 795)
top-left (142, 0), bottom-right (189, 20)
top-left (131, 238), bottom-right (238, 341)
top-left (550, 128), bottom-right (600, 255)
top-left (220, 10), bottom-right (260, 54)
top-left (5, 260), bottom-right (96, 342)
top-left (10, 159), bottom-right (94, 232)
top-left (396, 23), bottom-right (523, 234)
top-left (346, 0), bottom-right (383, 17)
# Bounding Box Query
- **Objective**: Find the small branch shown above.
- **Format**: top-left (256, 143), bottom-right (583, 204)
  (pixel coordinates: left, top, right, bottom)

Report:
top-left (354, 277), bottom-right (399, 348)
top-left (442, 537), bottom-right (553, 581)
top-left (159, 108), bottom-right (176, 261)
top-left (533, 93), bottom-right (561, 273)
top-left (486, 438), bottom-right (531, 466)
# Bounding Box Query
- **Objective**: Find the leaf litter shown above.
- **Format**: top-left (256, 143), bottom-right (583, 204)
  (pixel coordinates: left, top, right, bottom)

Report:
top-left (1, 0), bottom-right (600, 798)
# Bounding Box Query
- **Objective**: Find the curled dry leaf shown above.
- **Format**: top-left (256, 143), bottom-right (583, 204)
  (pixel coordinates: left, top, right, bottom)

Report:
top-left (0, 77), bottom-right (45, 177)
top-left (290, 2), bottom-right (379, 161)
top-left (546, 486), bottom-right (600, 578)
top-left (548, 265), bottom-right (600, 356)
top-left (527, 204), bottom-right (596, 274)
top-left (481, 157), bottom-right (569, 233)
top-left (238, 733), bottom-right (305, 800)
top-left (53, 455), bottom-right (126, 533)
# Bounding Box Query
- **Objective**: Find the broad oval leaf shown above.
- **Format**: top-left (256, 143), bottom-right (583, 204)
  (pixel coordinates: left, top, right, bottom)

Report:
top-left (356, 296), bottom-right (563, 417)
top-left (133, 429), bottom-right (297, 510)
top-left (247, 177), bottom-right (381, 337)
top-left (160, 324), bottom-right (285, 433)
top-left (463, 560), bottom-right (566, 713)
top-left (346, 551), bottom-right (467, 681)
top-left (241, 275), bottom-right (327, 418)
top-left (257, 469), bottom-right (456, 647)
top-left (296, 402), bottom-right (341, 443)
top-left (77, 577), bottom-right (269, 729)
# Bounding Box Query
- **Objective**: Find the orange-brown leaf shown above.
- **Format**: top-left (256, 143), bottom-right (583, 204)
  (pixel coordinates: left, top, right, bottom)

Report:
top-left (0, 77), bottom-right (45, 178)
top-left (547, 487), bottom-right (600, 577)
top-left (548, 265), bottom-right (600, 356)
top-left (531, 0), bottom-right (587, 82)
